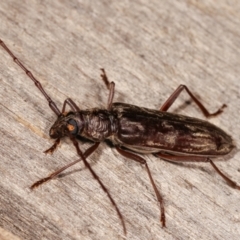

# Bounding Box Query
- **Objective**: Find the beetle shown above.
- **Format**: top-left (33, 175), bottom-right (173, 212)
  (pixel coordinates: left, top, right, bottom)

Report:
top-left (1, 39), bottom-right (239, 234)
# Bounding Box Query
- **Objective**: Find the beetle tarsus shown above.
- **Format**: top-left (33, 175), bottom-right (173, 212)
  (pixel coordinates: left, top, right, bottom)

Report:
top-left (44, 138), bottom-right (60, 154)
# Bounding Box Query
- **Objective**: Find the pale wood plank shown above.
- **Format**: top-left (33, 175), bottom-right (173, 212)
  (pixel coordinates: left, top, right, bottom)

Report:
top-left (1, 1), bottom-right (240, 239)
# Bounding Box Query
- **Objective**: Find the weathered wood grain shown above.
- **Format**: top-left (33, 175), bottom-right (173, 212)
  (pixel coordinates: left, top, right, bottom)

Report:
top-left (1, 1), bottom-right (240, 239)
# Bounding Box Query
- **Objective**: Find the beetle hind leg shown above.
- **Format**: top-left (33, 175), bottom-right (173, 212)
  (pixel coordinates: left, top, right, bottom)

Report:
top-left (209, 159), bottom-right (240, 190)
top-left (156, 153), bottom-right (240, 190)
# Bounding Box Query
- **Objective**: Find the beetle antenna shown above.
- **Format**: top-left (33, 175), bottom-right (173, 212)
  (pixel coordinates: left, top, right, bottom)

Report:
top-left (70, 136), bottom-right (127, 235)
top-left (0, 39), bottom-right (61, 116)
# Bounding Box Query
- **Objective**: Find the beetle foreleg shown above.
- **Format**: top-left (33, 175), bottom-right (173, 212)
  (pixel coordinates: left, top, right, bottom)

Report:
top-left (160, 84), bottom-right (226, 117)
top-left (31, 142), bottom-right (100, 189)
top-left (116, 147), bottom-right (166, 227)
top-left (44, 138), bottom-right (61, 154)
top-left (62, 98), bottom-right (80, 113)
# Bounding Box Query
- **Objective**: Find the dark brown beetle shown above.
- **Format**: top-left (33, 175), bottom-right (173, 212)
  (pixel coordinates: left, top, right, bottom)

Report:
top-left (1, 39), bottom-right (239, 234)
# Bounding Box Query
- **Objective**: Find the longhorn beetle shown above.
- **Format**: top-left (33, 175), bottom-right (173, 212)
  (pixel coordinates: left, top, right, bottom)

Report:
top-left (1, 39), bottom-right (239, 235)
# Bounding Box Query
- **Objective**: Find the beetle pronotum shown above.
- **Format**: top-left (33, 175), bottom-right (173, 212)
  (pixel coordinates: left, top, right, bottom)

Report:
top-left (1, 39), bottom-right (239, 234)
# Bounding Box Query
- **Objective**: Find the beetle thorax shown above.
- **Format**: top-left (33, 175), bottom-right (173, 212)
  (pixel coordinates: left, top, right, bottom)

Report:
top-left (80, 109), bottom-right (117, 142)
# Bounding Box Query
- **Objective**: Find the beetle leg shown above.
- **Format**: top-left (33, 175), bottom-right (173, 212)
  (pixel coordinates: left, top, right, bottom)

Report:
top-left (44, 138), bottom-right (61, 154)
top-left (116, 147), bottom-right (166, 227)
top-left (100, 68), bottom-right (115, 110)
top-left (31, 142), bottom-right (100, 189)
top-left (160, 84), bottom-right (226, 117)
top-left (155, 153), bottom-right (208, 162)
top-left (62, 98), bottom-right (80, 113)
top-left (156, 153), bottom-right (240, 190)
top-left (100, 68), bottom-right (111, 89)
top-left (209, 159), bottom-right (240, 190)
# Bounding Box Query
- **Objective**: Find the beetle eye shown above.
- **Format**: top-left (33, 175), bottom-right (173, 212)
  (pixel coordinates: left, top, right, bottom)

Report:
top-left (67, 119), bottom-right (78, 135)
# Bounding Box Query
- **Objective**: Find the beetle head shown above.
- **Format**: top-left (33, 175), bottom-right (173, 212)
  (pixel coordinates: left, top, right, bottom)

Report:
top-left (49, 112), bottom-right (83, 139)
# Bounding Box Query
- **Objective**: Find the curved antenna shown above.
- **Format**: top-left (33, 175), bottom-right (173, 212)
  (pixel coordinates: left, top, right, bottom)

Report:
top-left (71, 137), bottom-right (127, 235)
top-left (0, 39), bottom-right (61, 116)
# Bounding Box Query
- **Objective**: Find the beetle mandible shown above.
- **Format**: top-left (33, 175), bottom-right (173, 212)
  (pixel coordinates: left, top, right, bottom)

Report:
top-left (1, 39), bottom-right (239, 234)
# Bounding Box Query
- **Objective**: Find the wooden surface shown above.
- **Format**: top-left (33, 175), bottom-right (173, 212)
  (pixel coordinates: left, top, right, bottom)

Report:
top-left (1, 1), bottom-right (240, 239)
